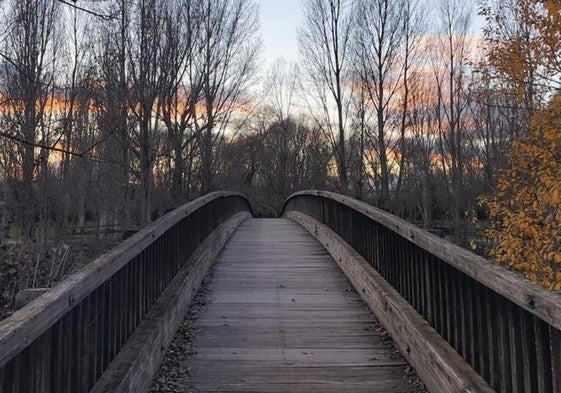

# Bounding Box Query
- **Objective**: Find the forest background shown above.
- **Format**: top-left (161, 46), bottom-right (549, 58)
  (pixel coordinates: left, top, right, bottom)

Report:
top-left (0, 0), bottom-right (560, 317)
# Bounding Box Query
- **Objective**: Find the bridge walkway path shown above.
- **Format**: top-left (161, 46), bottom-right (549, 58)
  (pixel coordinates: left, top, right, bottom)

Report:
top-left (177, 218), bottom-right (419, 392)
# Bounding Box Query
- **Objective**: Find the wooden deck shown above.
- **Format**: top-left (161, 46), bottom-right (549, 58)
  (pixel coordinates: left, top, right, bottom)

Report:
top-left (184, 218), bottom-right (417, 392)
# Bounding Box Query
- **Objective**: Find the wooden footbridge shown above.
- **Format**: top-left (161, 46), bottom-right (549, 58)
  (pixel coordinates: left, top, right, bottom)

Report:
top-left (1, 191), bottom-right (560, 392)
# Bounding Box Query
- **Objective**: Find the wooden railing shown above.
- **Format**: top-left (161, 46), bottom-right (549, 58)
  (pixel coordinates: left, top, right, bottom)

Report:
top-left (283, 190), bottom-right (561, 393)
top-left (0, 192), bottom-right (252, 393)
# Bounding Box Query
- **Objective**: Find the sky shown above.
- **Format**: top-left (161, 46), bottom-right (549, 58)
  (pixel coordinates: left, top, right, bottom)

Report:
top-left (256, 0), bottom-right (303, 70)
top-left (256, 0), bottom-right (485, 73)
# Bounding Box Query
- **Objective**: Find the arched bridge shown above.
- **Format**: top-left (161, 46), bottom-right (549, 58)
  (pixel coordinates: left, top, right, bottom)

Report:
top-left (1, 191), bottom-right (560, 392)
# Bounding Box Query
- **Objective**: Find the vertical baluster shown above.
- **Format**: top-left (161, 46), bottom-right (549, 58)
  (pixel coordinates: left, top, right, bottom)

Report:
top-left (15, 352), bottom-right (26, 393)
top-left (3, 358), bottom-right (17, 393)
top-left (402, 238), bottom-right (410, 302)
top-left (416, 246), bottom-right (423, 315)
top-left (535, 317), bottom-right (553, 393)
top-left (521, 309), bottom-right (538, 391)
top-left (129, 261), bottom-right (135, 336)
top-left (0, 363), bottom-right (6, 393)
top-left (380, 228), bottom-right (387, 277)
top-left (389, 231), bottom-right (395, 288)
top-left (70, 304), bottom-right (81, 393)
top-left (442, 265), bottom-right (451, 343)
top-left (141, 250), bottom-right (147, 319)
top-left (388, 231), bottom-right (394, 285)
top-left (463, 277), bottom-right (475, 368)
top-left (50, 320), bottom-right (63, 393)
top-left (464, 278), bottom-right (476, 369)
top-left (132, 256), bottom-right (138, 328)
top-left (107, 276), bottom-right (117, 367)
top-left (30, 328), bottom-right (52, 393)
top-left (424, 253), bottom-right (436, 329)
top-left (436, 260), bottom-right (445, 337)
top-left (486, 292), bottom-right (500, 390)
top-left (456, 269), bottom-right (466, 359)
top-left (408, 243), bottom-right (416, 308)
top-left (497, 297), bottom-right (512, 393)
top-left (0, 364), bottom-right (4, 392)
top-left (138, 252), bottom-right (144, 324)
top-left (80, 298), bottom-right (90, 392)
top-left (149, 243), bottom-right (155, 306)
top-left (473, 283), bottom-right (486, 380)
top-left (449, 268), bottom-right (458, 351)
top-left (396, 235), bottom-right (403, 295)
top-left (550, 326), bottom-right (561, 393)
top-left (418, 248), bottom-right (426, 320)
top-left (508, 302), bottom-right (524, 393)
top-left (403, 242), bottom-right (412, 298)
top-left (115, 269), bottom-right (123, 353)
top-left (386, 230), bottom-right (392, 285)
top-left (121, 265), bottom-right (129, 348)
top-left (63, 312), bottom-right (73, 393)
top-left (89, 287), bottom-right (99, 387)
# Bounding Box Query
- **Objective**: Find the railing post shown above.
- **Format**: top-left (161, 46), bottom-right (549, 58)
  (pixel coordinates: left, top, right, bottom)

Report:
top-left (550, 327), bottom-right (561, 392)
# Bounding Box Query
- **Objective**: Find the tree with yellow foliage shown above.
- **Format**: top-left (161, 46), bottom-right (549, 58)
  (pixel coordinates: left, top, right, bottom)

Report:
top-left (480, 0), bottom-right (561, 125)
top-left (481, 92), bottom-right (561, 290)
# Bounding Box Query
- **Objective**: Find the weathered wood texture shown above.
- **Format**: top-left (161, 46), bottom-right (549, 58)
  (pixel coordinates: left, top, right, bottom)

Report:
top-left (286, 210), bottom-right (493, 393)
top-left (284, 191), bottom-right (561, 393)
top-left (91, 212), bottom-right (250, 393)
top-left (184, 218), bottom-right (418, 392)
top-left (0, 193), bottom-right (252, 393)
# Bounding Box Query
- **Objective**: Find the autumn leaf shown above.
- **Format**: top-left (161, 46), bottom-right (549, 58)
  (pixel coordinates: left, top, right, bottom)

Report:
top-left (480, 92), bottom-right (561, 290)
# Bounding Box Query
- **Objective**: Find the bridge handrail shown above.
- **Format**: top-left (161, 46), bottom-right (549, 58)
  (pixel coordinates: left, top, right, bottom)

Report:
top-left (0, 192), bottom-right (252, 391)
top-left (284, 190), bottom-right (561, 329)
top-left (283, 190), bottom-right (561, 393)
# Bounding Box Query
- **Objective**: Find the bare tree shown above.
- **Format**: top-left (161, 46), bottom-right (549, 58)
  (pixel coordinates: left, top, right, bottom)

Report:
top-left (54, 6), bottom-right (97, 234)
top-left (128, 0), bottom-right (167, 223)
top-left (258, 118), bottom-right (329, 200)
top-left (392, 0), bottom-right (427, 208)
top-left (431, 0), bottom-right (473, 242)
top-left (405, 78), bottom-right (438, 227)
top-left (264, 58), bottom-right (301, 124)
top-left (260, 59), bottom-right (302, 198)
top-left (353, 0), bottom-right (404, 209)
top-left (348, 83), bottom-right (370, 199)
top-left (0, 0), bottom-right (60, 236)
top-left (157, 1), bottom-right (202, 204)
top-left (195, 0), bottom-right (261, 194)
top-left (95, 0), bottom-right (132, 229)
top-left (299, 0), bottom-right (354, 192)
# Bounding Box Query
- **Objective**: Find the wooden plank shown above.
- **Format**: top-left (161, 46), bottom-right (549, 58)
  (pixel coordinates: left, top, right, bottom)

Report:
top-left (195, 332), bottom-right (388, 349)
top-left (194, 347), bottom-right (406, 365)
top-left (185, 382), bottom-right (409, 393)
top-left (183, 219), bottom-right (418, 393)
top-left (188, 362), bottom-right (414, 391)
top-left (287, 211), bottom-right (494, 393)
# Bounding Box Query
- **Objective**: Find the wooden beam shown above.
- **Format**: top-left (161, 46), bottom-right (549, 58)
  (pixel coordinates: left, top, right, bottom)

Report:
top-left (286, 210), bottom-right (494, 393)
